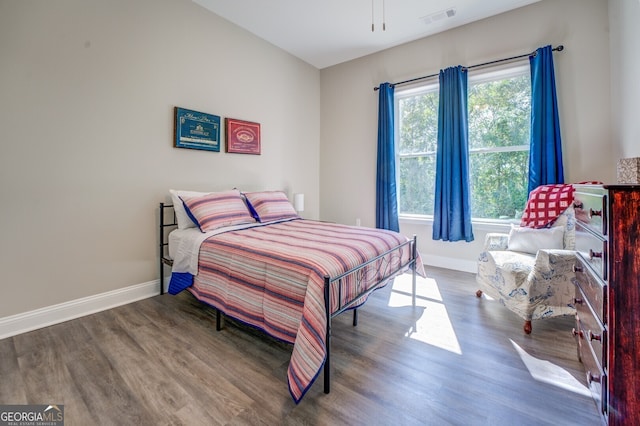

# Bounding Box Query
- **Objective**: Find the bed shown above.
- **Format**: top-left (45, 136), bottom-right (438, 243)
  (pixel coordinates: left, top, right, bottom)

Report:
top-left (158, 189), bottom-right (424, 403)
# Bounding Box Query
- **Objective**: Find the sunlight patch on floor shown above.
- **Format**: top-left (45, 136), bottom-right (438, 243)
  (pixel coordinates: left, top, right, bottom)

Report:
top-left (511, 339), bottom-right (591, 397)
top-left (389, 273), bottom-right (462, 355)
top-left (387, 272), bottom-right (442, 307)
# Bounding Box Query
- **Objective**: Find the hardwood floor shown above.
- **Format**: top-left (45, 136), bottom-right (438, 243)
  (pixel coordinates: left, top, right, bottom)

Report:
top-left (0, 267), bottom-right (600, 425)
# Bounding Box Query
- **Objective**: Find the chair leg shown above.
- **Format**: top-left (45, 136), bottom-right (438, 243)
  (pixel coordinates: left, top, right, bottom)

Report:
top-left (477, 289), bottom-right (532, 334)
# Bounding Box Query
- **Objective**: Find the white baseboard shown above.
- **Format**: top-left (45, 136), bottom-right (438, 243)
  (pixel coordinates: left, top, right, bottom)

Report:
top-left (424, 255), bottom-right (477, 274)
top-left (0, 279), bottom-right (162, 340)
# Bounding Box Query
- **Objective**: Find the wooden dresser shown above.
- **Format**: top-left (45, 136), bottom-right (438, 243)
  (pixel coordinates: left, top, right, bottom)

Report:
top-left (572, 184), bottom-right (640, 425)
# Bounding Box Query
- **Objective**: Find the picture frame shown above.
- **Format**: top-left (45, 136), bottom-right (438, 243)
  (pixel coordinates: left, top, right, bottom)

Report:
top-left (174, 107), bottom-right (221, 152)
top-left (225, 118), bottom-right (261, 155)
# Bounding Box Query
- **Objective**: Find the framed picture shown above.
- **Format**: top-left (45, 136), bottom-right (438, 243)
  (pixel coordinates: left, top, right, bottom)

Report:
top-left (225, 118), bottom-right (261, 155)
top-left (174, 107), bottom-right (221, 152)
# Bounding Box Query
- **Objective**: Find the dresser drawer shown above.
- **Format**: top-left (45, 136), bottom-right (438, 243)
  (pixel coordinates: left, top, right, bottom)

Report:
top-left (574, 222), bottom-right (607, 281)
top-left (573, 257), bottom-right (607, 325)
top-left (573, 189), bottom-right (607, 236)
top-left (575, 286), bottom-right (605, 367)
top-left (575, 315), bottom-right (607, 416)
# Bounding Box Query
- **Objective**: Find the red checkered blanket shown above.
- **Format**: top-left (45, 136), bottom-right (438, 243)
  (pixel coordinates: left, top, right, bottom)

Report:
top-left (520, 184), bottom-right (575, 228)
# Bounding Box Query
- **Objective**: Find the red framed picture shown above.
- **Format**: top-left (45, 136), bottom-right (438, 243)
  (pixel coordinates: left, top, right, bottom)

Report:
top-left (225, 118), bottom-right (261, 155)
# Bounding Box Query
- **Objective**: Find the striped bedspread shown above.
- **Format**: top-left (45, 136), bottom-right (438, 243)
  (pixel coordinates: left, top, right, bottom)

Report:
top-left (183, 219), bottom-right (423, 403)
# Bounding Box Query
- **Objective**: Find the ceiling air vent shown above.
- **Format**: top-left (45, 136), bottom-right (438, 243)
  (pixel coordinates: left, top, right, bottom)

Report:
top-left (421, 7), bottom-right (457, 25)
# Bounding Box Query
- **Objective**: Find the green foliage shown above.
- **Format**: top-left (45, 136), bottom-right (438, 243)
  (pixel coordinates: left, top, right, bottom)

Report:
top-left (398, 71), bottom-right (531, 219)
top-left (398, 91), bottom-right (439, 154)
top-left (469, 151), bottom-right (528, 219)
top-left (399, 155), bottom-right (436, 214)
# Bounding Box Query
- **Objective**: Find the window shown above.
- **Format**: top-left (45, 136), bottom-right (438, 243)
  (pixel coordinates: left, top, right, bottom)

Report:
top-left (396, 63), bottom-right (531, 221)
top-left (396, 83), bottom-right (439, 217)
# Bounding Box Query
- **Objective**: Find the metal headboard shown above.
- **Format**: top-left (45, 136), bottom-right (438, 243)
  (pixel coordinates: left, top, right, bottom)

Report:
top-left (159, 203), bottom-right (177, 295)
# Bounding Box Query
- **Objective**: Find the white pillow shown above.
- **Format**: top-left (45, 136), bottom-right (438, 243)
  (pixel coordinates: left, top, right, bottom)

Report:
top-left (169, 189), bottom-right (209, 229)
top-left (507, 225), bottom-right (565, 255)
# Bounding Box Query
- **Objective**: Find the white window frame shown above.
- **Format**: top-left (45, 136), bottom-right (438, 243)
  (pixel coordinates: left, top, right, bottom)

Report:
top-left (395, 61), bottom-right (530, 229)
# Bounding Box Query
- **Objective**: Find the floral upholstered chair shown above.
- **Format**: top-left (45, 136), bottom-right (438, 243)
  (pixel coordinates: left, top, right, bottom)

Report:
top-left (476, 205), bottom-right (577, 334)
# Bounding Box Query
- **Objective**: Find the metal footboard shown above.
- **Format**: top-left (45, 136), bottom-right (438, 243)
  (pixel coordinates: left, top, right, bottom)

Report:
top-left (323, 235), bottom-right (418, 394)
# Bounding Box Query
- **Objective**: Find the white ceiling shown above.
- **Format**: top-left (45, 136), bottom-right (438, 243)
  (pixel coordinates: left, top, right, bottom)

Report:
top-left (192, 0), bottom-right (541, 69)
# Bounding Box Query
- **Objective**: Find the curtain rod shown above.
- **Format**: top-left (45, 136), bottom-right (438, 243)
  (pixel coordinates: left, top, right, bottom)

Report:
top-left (373, 45), bottom-right (564, 91)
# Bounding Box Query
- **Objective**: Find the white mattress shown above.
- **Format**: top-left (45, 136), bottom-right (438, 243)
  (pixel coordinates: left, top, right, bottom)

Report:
top-left (168, 228), bottom-right (196, 261)
top-left (167, 220), bottom-right (293, 276)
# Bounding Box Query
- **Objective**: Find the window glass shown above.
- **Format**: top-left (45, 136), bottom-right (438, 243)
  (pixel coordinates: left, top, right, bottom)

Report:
top-left (396, 63), bottom-right (531, 220)
top-left (468, 65), bottom-right (530, 220)
top-left (397, 84), bottom-right (438, 216)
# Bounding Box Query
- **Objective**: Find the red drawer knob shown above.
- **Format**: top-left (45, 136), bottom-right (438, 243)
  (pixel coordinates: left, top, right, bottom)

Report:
top-left (589, 249), bottom-right (603, 259)
top-left (572, 328), bottom-right (584, 338)
top-left (588, 330), bottom-right (602, 341)
top-left (589, 208), bottom-right (602, 218)
top-left (573, 298), bottom-right (583, 305)
top-left (573, 264), bottom-right (583, 273)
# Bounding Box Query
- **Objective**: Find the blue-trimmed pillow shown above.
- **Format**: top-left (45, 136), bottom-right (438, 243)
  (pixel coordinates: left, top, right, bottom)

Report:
top-left (169, 189), bottom-right (209, 229)
top-left (180, 189), bottom-right (256, 232)
top-left (243, 191), bottom-right (298, 222)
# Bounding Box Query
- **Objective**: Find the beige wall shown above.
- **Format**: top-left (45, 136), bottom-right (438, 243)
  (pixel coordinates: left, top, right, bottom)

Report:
top-left (319, 0), bottom-right (612, 271)
top-left (0, 0), bottom-right (320, 317)
top-left (609, 0), bottom-right (640, 159)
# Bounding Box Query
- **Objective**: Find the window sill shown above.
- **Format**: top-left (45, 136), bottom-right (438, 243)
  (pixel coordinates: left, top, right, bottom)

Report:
top-left (400, 215), bottom-right (518, 233)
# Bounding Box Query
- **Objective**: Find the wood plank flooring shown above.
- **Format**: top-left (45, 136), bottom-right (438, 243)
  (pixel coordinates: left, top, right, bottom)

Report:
top-left (0, 267), bottom-right (601, 425)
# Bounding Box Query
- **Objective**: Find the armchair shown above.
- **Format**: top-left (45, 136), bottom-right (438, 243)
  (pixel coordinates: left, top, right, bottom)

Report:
top-left (476, 205), bottom-right (577, 334)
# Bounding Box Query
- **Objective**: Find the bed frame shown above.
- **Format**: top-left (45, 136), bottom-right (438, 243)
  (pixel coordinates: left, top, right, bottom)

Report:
top-left (158, 202), bottom-right (418, 395)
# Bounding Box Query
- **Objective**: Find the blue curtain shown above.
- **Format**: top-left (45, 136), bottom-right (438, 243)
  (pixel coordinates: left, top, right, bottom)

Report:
top-left (376, 83), bottom-right (400, 232)
top-left (432, 66), bottom-right (474, 242)
top-left (528, 45), bottom-right (564, 194)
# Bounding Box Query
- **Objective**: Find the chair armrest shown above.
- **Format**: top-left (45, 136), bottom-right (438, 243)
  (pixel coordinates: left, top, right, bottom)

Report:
top-left (533, 249), bottom-right (577, 275)
top-left (484, 233), bottom-right (509, 250)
